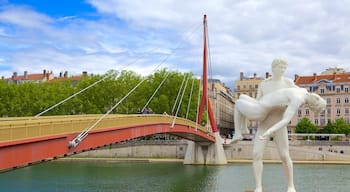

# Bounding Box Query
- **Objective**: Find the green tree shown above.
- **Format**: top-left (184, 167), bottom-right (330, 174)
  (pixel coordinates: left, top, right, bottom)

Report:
top-left (295, 117), bottom-right (318, 133)
top-left (333, 118), bottom-right (350, 135)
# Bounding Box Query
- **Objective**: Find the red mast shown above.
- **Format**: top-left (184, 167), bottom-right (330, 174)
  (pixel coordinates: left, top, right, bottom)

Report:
top-left (197, 15), bottom-right (218, 133)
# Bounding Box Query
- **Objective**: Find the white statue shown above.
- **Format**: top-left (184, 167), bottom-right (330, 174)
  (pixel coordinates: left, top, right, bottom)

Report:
top-left (232, 58), bottom-right (326, 192)
top-left (234, 87), bottom-right (326, 139)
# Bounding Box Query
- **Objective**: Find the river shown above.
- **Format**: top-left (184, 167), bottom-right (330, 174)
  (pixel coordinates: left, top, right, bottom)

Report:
top-left (0, 161), bottom-right (349, 192)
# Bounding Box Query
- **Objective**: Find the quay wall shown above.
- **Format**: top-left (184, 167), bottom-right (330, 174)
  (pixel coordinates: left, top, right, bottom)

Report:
top-left (74, 140), bottom-right (350, 161)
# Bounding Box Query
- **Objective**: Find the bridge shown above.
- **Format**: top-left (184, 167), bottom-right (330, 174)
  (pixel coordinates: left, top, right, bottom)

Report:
top-left (0, 15), bottom-right (227, 172)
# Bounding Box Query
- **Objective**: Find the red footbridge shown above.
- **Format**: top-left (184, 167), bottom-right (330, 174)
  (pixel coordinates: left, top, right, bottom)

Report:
top-left (0, 114), bottom-right (215, 171)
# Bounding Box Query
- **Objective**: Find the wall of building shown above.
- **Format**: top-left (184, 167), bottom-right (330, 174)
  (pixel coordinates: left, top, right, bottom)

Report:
top-left (291, 71), bottom-right (350, 132)
top-left (208, 79), bottom-right (235, 137)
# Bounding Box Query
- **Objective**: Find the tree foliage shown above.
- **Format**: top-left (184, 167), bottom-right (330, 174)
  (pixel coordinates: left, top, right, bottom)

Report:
top-left (295, 117), bottom-right (318, 133)
top-left (0, 69), bottom-right (202, 122)
top-left (321, 118), bottom-right (350, 135)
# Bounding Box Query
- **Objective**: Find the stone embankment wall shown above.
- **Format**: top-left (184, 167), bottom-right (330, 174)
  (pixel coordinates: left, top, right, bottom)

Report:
top-left (75, 140), bottom-right (350, 161)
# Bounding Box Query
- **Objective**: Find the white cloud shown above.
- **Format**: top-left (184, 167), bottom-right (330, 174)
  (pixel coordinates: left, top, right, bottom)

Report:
top-left (2, 0), bottom-right (350, 88)
top-left (0, 5), bottom-right (52, 29)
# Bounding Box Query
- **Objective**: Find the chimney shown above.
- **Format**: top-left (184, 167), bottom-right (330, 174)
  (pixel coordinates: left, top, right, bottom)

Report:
top-left (43, 69), bottom-right (46, 76)
top-left (24, 71), bottom-right (28, 79)
top-left (13, 72), bottom-right (17, 77)
top-left (82, 71), bottom-right (87, 77)
top-left (265, 72), bottom-right (269, 79)
top-left (313, 73), bottom-right (317, 81)
top-left (294, 74), bottom-right (299, 81)
top-left (64, 71), bottom-right (68, 78)
top-left (59, 72), bottom-right (62, 77)
top-left (240, 72), bottom-right (244, 80)
top-left (253, 73), bottom-right (257, 78)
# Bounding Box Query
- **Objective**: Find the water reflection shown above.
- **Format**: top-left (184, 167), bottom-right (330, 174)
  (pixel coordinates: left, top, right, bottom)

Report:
top-left (0, 161), bottom-right (349, 192)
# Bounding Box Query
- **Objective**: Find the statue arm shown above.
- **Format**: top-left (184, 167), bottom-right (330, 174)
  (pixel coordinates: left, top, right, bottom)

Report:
top-left (260, 103), bottom-right (298, 139)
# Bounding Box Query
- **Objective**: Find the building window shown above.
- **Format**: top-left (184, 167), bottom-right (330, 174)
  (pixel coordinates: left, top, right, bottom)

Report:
top-left (346, 118), bottom-right (350, 123)
top-left (249, 85), bottom-right (252, 89)
top-left (243, 85), bottom-right (246, 89)
top-left (320, 119), bottom-right (325, 125)
top-left (345, 98), bottom-right (349, 104)
top-left (237, 85), bottom-right (240, 90)
top-left (336, 98), bottom-right (341, 104)
top-left (298, 110), bottom-right (301, 117)
top-left (337, 108), bottom-right (341, 115)
top-left (320, 89), bottom-right (324, 94)
top-left (327, 108), bottom-right (331, 115)
top-left (305, 109), bottom-right (309, 116)
top-left (345, 87), bottom-right (349, 93)
top-left (255, 84), bottom-right (258, 88)
top-left (345, 108), bottom-right (349, 114)
top-left (314, 119), bottom-right (318, 125)
top-left (336, 88), bottom-right (340, 93)
top-left (326, 98), bottom-right (331, 104)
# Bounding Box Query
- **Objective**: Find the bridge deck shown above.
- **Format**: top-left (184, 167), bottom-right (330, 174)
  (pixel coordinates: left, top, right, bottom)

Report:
top-left (0, 114), bottom-right (215, 171)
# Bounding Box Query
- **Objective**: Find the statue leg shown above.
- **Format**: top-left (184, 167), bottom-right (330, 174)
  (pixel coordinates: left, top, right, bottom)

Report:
top-left (231, 108), bottom-right (247, 143)
top-left (274, 128), bottom-right (296, 192)
top-left (253, 127), bottom-right (268, 192)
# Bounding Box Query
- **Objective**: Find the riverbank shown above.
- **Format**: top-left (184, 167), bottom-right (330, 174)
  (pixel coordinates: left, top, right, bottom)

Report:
top-left (71, 140), bottom-right (350, 162)
top-left (58, 157), bottom-right (350, 165)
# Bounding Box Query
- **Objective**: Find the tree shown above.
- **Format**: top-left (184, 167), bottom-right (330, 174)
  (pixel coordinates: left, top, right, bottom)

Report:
top-left (295, 117), bottom-right (318, 133)
top-left (321, 118), bottom-right (350, 135)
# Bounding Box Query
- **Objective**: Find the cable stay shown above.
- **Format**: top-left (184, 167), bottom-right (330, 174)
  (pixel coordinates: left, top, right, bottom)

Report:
top-left (68, 75), bottom-right (147, 148)
top-left (141, 72), bottom-right (171, 113)
top-left (68, 22), bottom-right (202, 148)
top-left (185, 78), bottom-right (195, 119)
top-left (171, 74), bottom-right (188, 115)
top-left (195, 78), bottom-right (202, 131)
top-left (171, 75), bottom-right (190, 128)
top-left (34, 22), bottom-right (201, 119)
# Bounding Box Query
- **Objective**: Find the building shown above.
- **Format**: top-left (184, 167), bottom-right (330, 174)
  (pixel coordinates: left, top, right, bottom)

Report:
top-left (3, 70), bottom-right (89, 84)
top-left (50, 71), bottom-right (89, 84)
top-left (208, 79), bottom-right (235, 137)
top-left (290, 70), bottom-right (350, 132)
top-left (5, 70), bottom-right (54, 84)
top-left (234, 72), bottom-right (267, 133)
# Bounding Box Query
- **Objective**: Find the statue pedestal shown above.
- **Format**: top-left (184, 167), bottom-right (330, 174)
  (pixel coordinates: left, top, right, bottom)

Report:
top-left (184, 132), bottom-right (227, 165)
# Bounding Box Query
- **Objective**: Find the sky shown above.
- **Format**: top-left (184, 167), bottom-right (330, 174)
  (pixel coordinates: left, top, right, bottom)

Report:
top-left (1, 0), bottom-right (350, 87)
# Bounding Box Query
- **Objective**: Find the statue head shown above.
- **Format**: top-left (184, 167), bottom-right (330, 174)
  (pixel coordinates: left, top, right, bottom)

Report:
top-left (307, 93), bottom-right (327, 114)
top-left (271, 58), bottom-right (288, 77)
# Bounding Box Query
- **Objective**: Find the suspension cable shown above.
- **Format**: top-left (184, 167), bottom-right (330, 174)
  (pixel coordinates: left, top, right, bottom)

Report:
top-left (68, 21), bottom-right (202, 148)
top-left (195, 78), bottom-right (201, 131)
top-left (185, 78), bottom-right (195, 119)
top-left (34, 47), bottom-right (159, 118)
top-left (141, 71), bottom-right (171, 112)
top-left (35, 23), bottom-right (201, 118)
top-left (171, 74), bottom-right (187, 115)
top-left (171, 75), bottom-right (190, 128)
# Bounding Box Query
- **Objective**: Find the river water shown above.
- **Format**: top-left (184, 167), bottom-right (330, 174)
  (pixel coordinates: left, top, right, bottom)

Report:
top-left (0, 161), bottom-right (349, 192)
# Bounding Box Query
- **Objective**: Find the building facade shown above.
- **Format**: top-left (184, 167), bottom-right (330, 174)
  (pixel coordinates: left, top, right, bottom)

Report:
top-left (3, 70), bottom-right (89, 84)
top-left (290, 69), bottom-right (350, 132)
top-left (234, 72), bottom-right (267, 133)
top-left (208, 79), bottom-right (235, 137)
top-left (4, 70), bottom-right (54, 84)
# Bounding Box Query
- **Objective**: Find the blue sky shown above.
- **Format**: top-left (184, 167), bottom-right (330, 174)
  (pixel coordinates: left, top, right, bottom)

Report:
top-left (1, 0), bottom-right (350, 86)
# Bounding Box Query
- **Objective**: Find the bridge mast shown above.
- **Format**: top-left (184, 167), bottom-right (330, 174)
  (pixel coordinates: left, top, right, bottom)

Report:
top-left (197, 14), bottom-right (218, 133)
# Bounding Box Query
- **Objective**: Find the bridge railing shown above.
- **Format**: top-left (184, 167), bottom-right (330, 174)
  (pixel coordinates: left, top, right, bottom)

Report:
top-left (0, 114), bottom-right (208, 143)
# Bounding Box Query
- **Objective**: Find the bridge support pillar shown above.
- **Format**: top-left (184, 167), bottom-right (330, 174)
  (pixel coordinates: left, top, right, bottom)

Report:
top-left (184, 132), bottom-right (227, 165)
